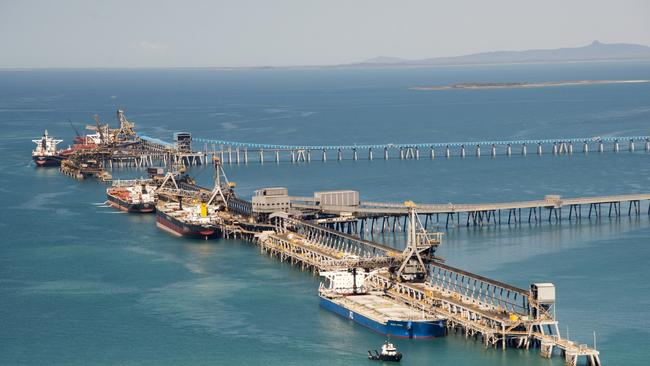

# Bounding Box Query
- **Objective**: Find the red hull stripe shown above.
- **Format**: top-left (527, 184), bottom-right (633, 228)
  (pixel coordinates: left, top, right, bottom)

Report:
top-left (156, 221), bottom-right (183, 237)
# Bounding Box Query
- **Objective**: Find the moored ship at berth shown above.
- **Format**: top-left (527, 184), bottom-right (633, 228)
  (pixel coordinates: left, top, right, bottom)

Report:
top-left (319, 270), bottom-right (446, 339)
top-left (107, 180), bottom-right (157, 213)
top-left (156, 201), bottom-right (223, 239)
top-left (32, 130), bottom-right (64, 166)
top-left (59, 135), bottom-right (98, 156)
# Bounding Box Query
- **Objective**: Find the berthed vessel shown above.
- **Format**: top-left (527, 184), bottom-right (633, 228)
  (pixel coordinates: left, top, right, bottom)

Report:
top-left (156, 201), bottom-right (222, 239)
top-left (31, 130), bottom-right (64, 166)
top-left (107, 181), bottom-right (157, 213)
top-left (319, 270), bottom-right (446, 339)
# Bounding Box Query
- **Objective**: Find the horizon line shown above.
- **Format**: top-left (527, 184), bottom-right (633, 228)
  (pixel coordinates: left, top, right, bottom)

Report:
top-left (1, 58), bottom-right (650, 72)
top-left (2, 40), bottom-right (650, 71)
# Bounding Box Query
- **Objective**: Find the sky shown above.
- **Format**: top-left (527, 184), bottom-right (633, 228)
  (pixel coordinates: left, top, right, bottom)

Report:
top-left (0, 0), bottom-right (649, 68)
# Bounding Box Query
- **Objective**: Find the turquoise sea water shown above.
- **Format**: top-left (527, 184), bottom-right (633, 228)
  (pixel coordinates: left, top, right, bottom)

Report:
top-left (1, 62), bottom-right (650, 365)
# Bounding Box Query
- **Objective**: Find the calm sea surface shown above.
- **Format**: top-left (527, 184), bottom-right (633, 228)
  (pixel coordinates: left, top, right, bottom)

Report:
top-left (1, 62), bottom-right (650, 365)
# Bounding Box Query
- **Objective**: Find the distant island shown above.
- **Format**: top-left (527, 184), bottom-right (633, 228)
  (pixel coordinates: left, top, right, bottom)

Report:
top-left (352, 41), bottom-right (650, 67)
top-left (410, 80), bottom-right (650, 91)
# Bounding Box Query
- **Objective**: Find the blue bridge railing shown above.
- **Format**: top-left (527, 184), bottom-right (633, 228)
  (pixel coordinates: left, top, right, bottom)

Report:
top-left (194, 135), bottom-right (650, 151)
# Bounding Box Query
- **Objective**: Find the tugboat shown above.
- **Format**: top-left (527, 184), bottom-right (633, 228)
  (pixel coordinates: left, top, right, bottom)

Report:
top-left (368, 341), bottom-right (402, 362)
top-left (107, 180), bottom-right (157, 213)
top-left (31, 130), bottom-right (64, 166)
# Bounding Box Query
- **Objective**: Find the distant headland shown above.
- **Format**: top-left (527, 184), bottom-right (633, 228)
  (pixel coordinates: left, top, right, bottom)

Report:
top-left (352, 41), bottom-right (650, 67)
top-left (410, 80), bottom-right (650, 91)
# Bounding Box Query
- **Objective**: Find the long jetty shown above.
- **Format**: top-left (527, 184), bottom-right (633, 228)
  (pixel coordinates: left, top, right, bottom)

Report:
top-left (290, 193), bottom-right (650, 230)
top-left (194, 135), bottom-right (650, 164)
top-left (46, 112), bottom-right (616, 365)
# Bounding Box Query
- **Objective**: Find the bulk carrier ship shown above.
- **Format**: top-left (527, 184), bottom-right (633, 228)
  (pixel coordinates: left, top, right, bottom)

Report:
top-left (319, 204), bottom-right (446, 339)
top-left (319, 270), bottom-right (446, 339)
top-left (31, 130), bottom-right (64, 166)
top-left (156, 201), bottom-right (222, 238)
top-left (155, 157), bottom-right (234, 239)
top-left (59, 135), bottom-right (98, 156)
top-left (107, 180), bottom-right (157, 213)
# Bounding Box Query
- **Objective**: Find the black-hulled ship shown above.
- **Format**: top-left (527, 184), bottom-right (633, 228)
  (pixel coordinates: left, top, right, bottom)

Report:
top-left (107, 180), bottom-right (157, 213)
top-left (32, 130), bottom-right (64, 166)
top-left (156, 201), bottom-right (223, 239)
top-left (155, 157), bottom-right (233, 239)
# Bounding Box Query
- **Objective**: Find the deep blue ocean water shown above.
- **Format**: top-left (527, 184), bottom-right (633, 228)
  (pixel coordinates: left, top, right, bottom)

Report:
top-left (1, 62), bottom-right (650, 365)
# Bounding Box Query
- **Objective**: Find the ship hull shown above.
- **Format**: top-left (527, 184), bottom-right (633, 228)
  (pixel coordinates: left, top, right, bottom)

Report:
top-left (107, 194), bottom-right (155, 213)
top-left (33, 155), bottom-right (64, 167)
top-left (319, 296), bottom-right (446, 339)
top-left (156, 210), bottom-right (220, 238)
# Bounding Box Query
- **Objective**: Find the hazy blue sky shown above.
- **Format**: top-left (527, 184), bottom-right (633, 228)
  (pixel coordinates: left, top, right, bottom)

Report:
top-left (1, 0), bottom-right (648, 68)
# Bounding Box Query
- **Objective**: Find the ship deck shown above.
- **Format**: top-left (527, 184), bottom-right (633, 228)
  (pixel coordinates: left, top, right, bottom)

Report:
top-left (327, 292), bottom-right (442, 324)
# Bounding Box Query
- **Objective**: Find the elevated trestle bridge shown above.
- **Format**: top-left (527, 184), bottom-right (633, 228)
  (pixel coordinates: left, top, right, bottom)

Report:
top-left (291, 193), bottom-right (650, 230)
top-left (194, 135), bottom-right (650, 164)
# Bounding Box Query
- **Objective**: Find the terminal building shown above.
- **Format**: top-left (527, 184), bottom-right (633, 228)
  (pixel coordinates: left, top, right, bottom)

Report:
top-left (252, 188), bottom-right (360, 218)
top-left (252, 187), bottom-right (291, 215)
top-left (314, 190), bottom-right (359, 207)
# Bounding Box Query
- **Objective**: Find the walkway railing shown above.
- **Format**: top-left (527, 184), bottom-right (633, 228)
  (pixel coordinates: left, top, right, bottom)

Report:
top-left (194, 135), bottom-right (650, 163)
top-left (195, 135), bottom-right (650, 150)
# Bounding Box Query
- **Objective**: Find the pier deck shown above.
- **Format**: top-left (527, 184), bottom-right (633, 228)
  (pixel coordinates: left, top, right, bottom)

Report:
top-left (291, 193), bottom-right (650, 230)
top-left (357, 193), bottom-right (650, 213)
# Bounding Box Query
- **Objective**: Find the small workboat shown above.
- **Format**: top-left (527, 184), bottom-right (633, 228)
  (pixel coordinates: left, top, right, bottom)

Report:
top-left (368, 341), bottom-right (402, 362)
